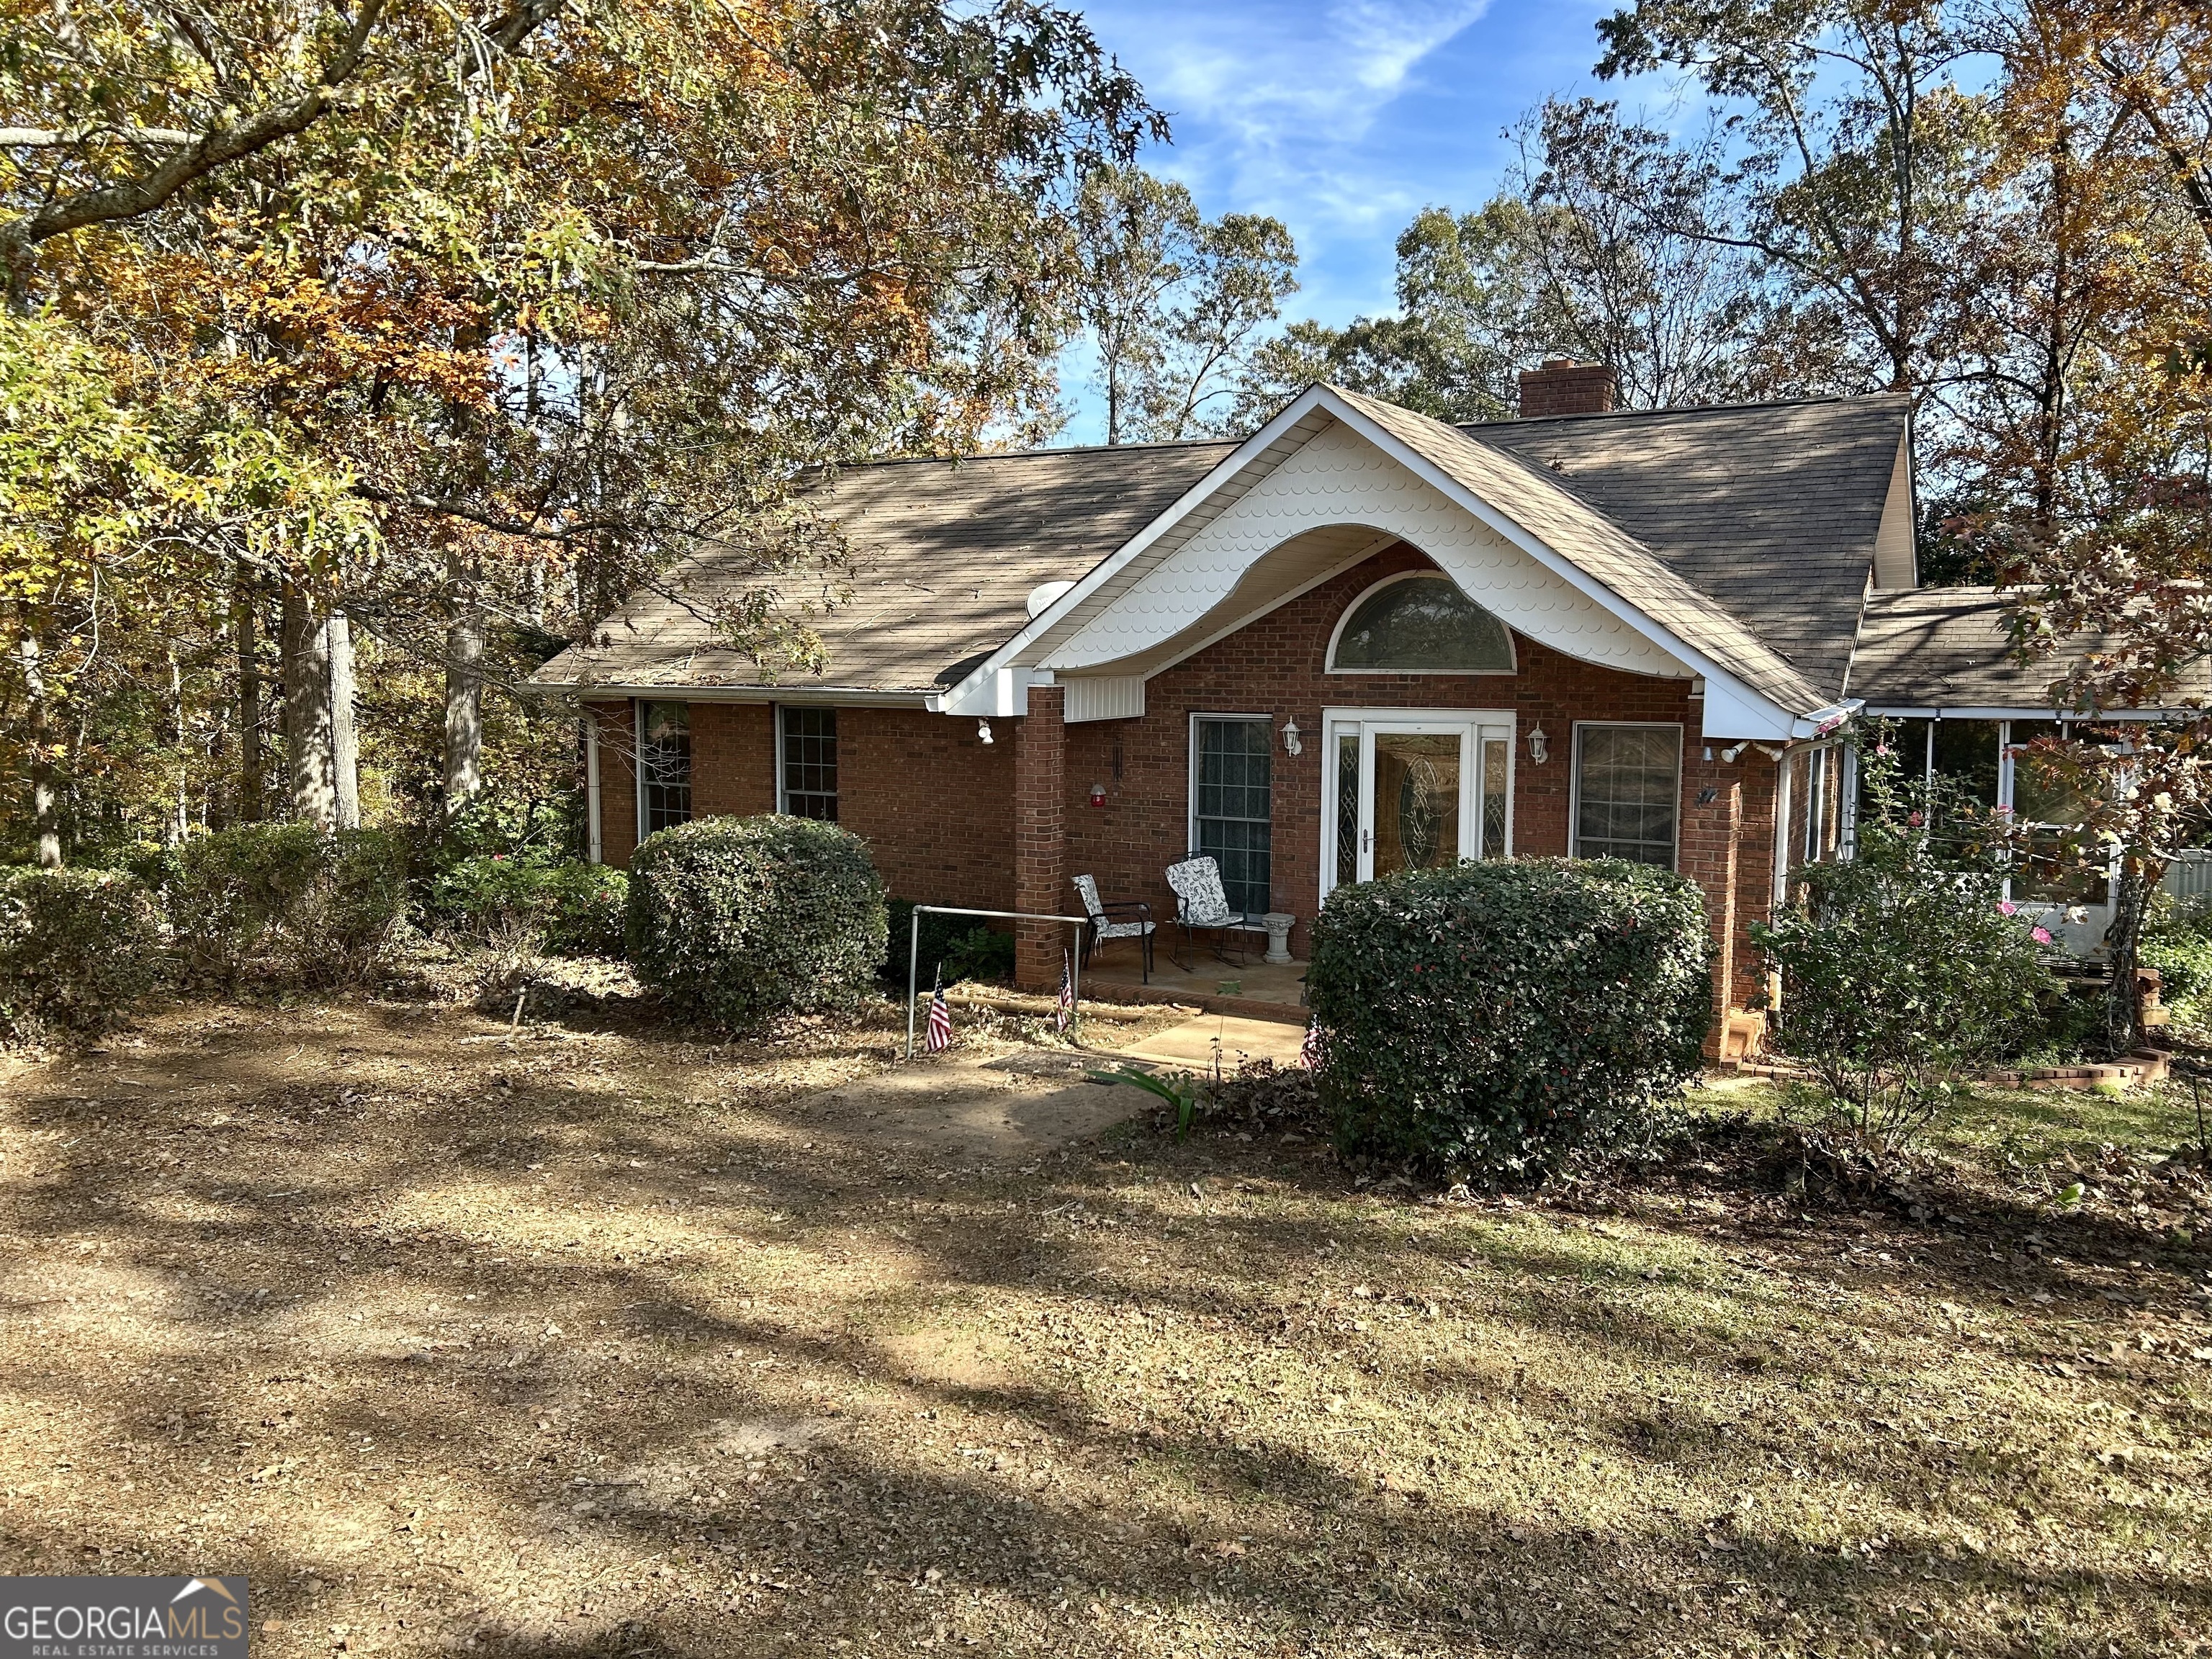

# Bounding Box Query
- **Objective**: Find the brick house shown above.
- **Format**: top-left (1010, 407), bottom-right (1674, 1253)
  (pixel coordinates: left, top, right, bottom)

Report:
top-left (536, 367), bottom-right (2093, 1038)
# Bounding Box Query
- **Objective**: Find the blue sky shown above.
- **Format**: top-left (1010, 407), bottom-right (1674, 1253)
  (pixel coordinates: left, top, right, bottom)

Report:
top-left (1054, 0), bottom-right (1650, 441)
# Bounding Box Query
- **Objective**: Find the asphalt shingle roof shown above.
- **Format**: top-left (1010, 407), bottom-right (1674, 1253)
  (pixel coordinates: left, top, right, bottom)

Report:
top-left (1849, 588), bottom-right (2069, 708)
top-left (536, 439), bottom-right (1235, 695)
top-left (535, 390), bottom-right (1913, 706)
top-left (1468, 395), bottom-right (1908, 698)
top-left (1337, 387), bottom-right (1826, 715)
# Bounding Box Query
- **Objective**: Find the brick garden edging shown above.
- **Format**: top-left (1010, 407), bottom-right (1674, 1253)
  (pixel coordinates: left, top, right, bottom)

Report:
top-left (1714, 1051), bottom-right (2172, 1090)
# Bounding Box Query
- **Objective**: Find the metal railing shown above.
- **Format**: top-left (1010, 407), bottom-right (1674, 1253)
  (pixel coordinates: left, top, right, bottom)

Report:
top-left (904, 904), bottom-right (1092, 1059)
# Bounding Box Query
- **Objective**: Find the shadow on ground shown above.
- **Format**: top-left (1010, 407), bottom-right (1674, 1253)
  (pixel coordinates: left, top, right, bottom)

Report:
top-left (1, 998), bottom-right (2208, 1657)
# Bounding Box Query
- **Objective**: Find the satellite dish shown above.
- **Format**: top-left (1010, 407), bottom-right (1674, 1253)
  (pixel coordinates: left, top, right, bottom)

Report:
top-left (1025, 580), bottom-right (1077, 619)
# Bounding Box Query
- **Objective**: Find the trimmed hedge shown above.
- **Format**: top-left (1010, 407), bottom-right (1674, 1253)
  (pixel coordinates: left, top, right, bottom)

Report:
top-left (626, 814), bottom-right (886, 1031)
top-left (157, 824), bottom-right (408, 982)
top-left (1305, 858), bottom-right (1713, 1179)
top-left (0, 866), bottom-right (163, 1043)
top-left (429, 855), bottom-right (629, 957)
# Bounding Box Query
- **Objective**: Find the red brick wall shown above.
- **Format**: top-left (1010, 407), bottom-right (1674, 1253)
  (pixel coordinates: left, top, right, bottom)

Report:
top-left (1058, 544), bottom-right (1779, 1010)
top-left (694, 703), bottom-right (777, 818)
top-left (585, 699), bottom-right (1014, 915)
top-left (590, 543), bottom-right (1789, 1021)
top-left (1012, 686), bottom-right (1067, 991)
top-left (586, 702), bottom-right (637, 868)
top-left (835, 709), bottom-right (1015, 912)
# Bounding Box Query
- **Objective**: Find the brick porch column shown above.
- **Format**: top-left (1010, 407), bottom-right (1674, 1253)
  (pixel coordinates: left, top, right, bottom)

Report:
top-left (1678, 751), bottom-right (1744, 1058)
top-left (1012, 685), bottom-right (1067, 993)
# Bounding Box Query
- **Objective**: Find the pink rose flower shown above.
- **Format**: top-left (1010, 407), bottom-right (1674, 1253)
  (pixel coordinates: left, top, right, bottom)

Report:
top-left (2032, 926), bottom-right (2054, 944)
top-left (1998, 900), bottom-right (2016, 916)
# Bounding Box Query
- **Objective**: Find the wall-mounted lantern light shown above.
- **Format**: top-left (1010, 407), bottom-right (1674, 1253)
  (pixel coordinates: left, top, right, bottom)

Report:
top-left (1281, 718), bottom-right (1302, 756)
top-left (1528, 724), bottom-right (1550, 765)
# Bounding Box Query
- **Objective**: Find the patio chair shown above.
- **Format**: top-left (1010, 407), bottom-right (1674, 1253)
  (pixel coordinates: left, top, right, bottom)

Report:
top-left (1073, 873), bottom-right (1154, 984)
top-left (1164, 854), bottom-right (1263, 971)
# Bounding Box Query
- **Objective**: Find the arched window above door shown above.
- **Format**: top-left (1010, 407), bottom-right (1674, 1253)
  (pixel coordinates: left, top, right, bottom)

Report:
top-left (1328, 573), bottom-right (1514, 673)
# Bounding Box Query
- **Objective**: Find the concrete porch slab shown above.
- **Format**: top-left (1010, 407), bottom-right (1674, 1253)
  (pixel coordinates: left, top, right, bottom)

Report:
top-left (1108, 1014), bottom-right (1310, 1071)
top-left (1081, 945), bottom-right (1310, 1025)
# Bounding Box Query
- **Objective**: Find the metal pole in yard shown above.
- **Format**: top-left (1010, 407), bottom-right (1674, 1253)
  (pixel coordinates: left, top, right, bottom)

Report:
top-left (905, 906), bottom-right (922, 1061)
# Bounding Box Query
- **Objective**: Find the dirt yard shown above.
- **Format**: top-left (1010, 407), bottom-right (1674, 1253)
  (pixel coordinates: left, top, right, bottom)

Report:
top-left (3, 997), bottom-right (2210, 1657)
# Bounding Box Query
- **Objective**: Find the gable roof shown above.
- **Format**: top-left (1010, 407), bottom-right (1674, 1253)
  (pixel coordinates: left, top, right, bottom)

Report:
top-left (536, 439), bottom-right (1235, 695)
top-left (536, 387), bottom-right (1909, 715)
top-left (1331, 387), bottom-right (1826, 716)
top-left (1470, 395), bottom-right (1909, 697)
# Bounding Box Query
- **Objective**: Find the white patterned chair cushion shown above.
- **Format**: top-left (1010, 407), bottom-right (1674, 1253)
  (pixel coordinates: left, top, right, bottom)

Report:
top-left (1166, 856), bottom-right (1241, 926)
top-left (1074, 873), bottom-right (1153, 940)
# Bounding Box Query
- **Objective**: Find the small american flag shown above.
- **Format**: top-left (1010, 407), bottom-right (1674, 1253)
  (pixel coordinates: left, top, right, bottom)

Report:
top-left (1300, 1018), bottom-right (1323, 1070)
top-left (1055, 948), bottom-right (1075, 1033)
top-left (925, 973), bottom-right (953, 1053)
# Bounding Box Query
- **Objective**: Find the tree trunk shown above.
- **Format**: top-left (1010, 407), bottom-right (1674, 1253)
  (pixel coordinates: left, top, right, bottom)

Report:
top-left (443, 555), bottom-right (485, 826)
top-left (234, 572), bottom-right (264, 822)
top-left (328, 608), bottom-right (360, 830)
top-left (166, 647), bottom-right (188, 844)
top-left (13, 613), bottom-right (60, 867)
top-left (2105, 858), bottom-right (2156, 1057)
top-left (282, 579), bottom-right (336, 832)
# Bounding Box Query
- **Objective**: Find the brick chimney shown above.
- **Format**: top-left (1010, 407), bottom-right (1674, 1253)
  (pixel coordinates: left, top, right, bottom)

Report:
top-left (1517, 358), bottom-right (1617, 418)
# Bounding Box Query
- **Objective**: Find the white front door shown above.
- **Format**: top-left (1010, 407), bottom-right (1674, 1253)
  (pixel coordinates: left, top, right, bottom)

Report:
top-left (1321, 710), bottom-right (1514, 902)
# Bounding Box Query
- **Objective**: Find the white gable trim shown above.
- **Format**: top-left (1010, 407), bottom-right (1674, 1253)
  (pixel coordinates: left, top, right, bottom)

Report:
top-left (928, 384), bottom-right (1800, 738)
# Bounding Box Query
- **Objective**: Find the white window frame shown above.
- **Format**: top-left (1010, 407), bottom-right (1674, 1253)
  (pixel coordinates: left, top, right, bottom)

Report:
top-left (1187, 713), bottom-right (1274, 907)
top-left (775, 703), bottom-right (840, 819)
top-left (1323, 570), bottom-right (1518, 676)
top-left (635, 698), bottom-right (694, 840)
top-left (1568, 721), bottom-right (1683, 871)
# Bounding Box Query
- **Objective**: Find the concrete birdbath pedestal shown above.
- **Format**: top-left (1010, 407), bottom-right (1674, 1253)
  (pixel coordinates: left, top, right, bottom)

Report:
top-left (1260, 913), bottom-right (1296, 965)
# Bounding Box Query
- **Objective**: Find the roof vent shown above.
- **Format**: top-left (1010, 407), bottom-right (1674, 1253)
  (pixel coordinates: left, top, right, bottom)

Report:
top-left (1026, 580), bottom-right (1077, 619)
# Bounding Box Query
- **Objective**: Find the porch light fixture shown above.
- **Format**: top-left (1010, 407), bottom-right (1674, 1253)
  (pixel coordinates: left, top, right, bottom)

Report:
top-left (1719, 742), bottom-right (1750, 763)
top-left (1281, 718), bottom-right (1302, 756)
top-left (977, 720), bottom-right (993, 745)
top-left (1527, 724), bottom-right (1550, 765)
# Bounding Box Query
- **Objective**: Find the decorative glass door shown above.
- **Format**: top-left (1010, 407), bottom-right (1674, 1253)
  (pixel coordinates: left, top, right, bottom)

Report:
top-left (1325, 712), bottom-right (1513, 898)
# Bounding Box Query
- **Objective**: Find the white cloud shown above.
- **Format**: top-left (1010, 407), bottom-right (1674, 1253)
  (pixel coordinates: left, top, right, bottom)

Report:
top-left (1141, 0), bottom-right (1493, 150)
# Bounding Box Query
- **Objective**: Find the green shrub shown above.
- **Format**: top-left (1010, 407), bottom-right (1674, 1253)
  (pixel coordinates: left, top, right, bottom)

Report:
top-left (1758, 860), bottom-right (2051, 1146)
top-left (626, 814), bottom-right (886, 1030)
top-left (430, 855), bottom-right (628, 957)
top-left (542, 863), bottom-right (628, 957)
top-left (883, 900), bottom-right (1016, 989)
top-left (1755, 728), bottom-right (2056, 1156)
top-left (160, 823), bottom-right (325, 977)
top-left (2028, 979), bottom-right (2109, 1062)
top-left (1305, 858), bottom-right (1712, 1180)
top-left (0, 866), bottom-right (162, 1043)
top-left (158, 824), bottom-right (407, 983)
top-left (298, 830), bottom-right (410, 982)
top-left (2141, 932), bottom-right (2212, 1008)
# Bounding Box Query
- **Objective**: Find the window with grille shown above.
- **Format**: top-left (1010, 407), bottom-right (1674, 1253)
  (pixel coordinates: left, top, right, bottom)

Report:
top-left (1192, 716), bottom-right (1272, 915)
top-left (639, 701), bottom-right (693, 835)
top-left (1572, 724), bottom-right (1680, 868)
top-left (780, 706), bottom-right (838, 820)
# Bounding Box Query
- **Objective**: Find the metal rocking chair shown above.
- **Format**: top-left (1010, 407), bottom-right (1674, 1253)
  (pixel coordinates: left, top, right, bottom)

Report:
top-left (1164, 853), bottom-right (1260, 971)
top-left (1072, 873), bottom-right (1154, 984)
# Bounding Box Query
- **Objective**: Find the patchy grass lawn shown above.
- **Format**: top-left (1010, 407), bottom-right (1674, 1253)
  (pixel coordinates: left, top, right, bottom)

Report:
top-left (3, 999), bottom-right (2210, 1658)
